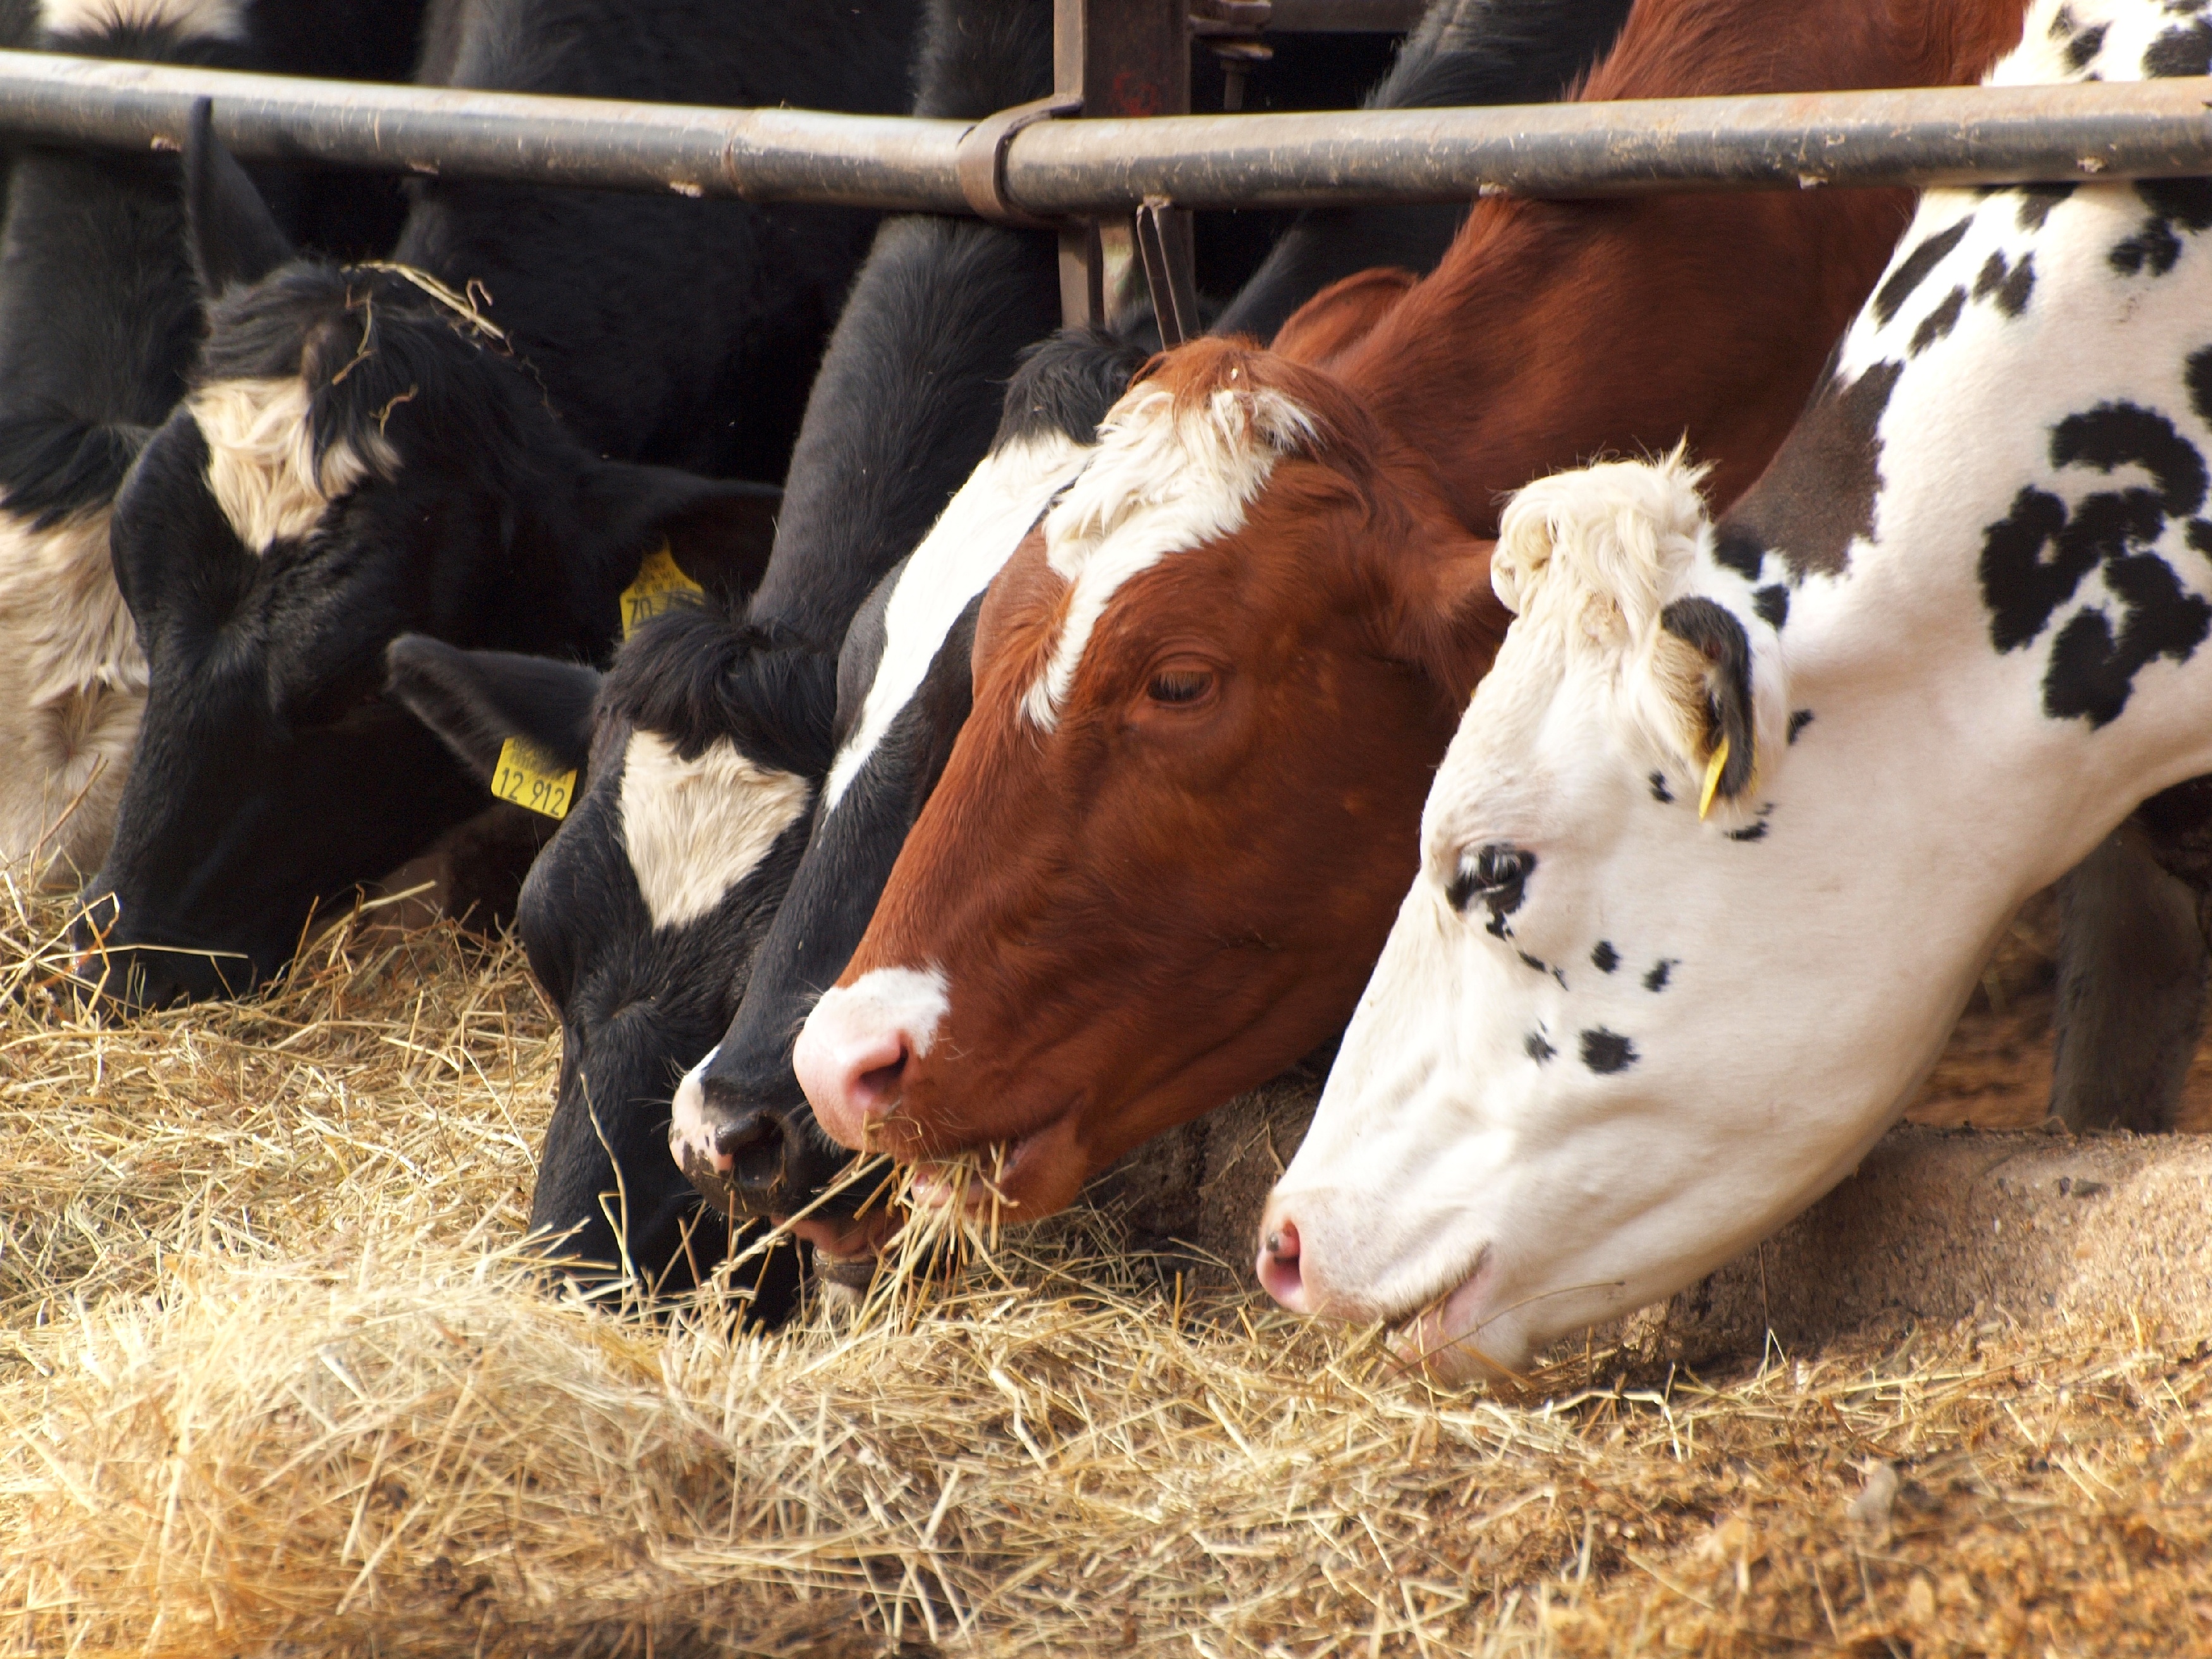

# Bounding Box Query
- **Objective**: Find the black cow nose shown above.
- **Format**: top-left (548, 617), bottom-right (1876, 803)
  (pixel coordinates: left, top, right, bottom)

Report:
top-left (714, 1109), bottom-right (782, 1169)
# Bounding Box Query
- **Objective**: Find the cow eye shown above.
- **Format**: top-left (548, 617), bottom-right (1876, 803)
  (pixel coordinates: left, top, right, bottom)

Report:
top-left (1447, 844), bottom-right (1534, 915)
top-left (1146, 664), bottom-right (1215, 707)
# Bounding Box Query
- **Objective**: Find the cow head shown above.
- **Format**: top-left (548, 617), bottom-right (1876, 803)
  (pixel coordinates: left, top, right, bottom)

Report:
top-left (1251, 454), bottom-right (1830, 1375)
top-left (76, 135), bottom-right (778, 1006)
top-left (794, 329), bottom-right (1504, 1219)
top-left (385, 605), bottom-right (831, 1291)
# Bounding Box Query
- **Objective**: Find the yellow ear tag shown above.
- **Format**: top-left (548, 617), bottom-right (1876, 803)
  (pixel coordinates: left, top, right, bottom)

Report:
top-left (619, 544), bottom-right (705, 639)
top-left (1697, 736), bottom-right (1730, 822)
top-left (492, 736), bottom-right (576, 821)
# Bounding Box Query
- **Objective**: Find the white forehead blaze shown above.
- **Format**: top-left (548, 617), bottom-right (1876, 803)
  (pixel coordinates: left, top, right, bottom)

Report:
top-left (189, 378), bottom-right (396, 555)
top-left (823, 432), bottom-right (1093, 815)
top-left (39, 0), bottom-right (245, 37)
top-left (1019, 375), bottom-right (1315, 731)
top-left (619, 731), bottom-right (811, 931)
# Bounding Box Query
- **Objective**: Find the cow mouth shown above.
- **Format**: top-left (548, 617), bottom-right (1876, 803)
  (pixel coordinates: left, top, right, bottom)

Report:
top-left (785, 1208), bottom-right (899, 1287)
top-left (1379, 1246), bottom-right (1517, 1383)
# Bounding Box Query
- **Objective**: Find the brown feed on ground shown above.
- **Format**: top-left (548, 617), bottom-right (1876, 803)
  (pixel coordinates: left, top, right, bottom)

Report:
top-left (0, 882), bottom-right (2206, 1656)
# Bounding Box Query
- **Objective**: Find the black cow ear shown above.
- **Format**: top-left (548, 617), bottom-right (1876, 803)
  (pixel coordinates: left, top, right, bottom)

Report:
top-left (581, 460), bottom-right (782, 605)
top-left (1658, 596), bottom-right (1758, 806)
top-left (185, 99), bottom-right (293, 300)
top-left (384, 635), bottom-right (600, 783)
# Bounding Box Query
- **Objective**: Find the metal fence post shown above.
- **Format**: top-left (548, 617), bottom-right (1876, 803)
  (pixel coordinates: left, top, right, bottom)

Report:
top-left (1052, 0), bottom-right (1192, 331)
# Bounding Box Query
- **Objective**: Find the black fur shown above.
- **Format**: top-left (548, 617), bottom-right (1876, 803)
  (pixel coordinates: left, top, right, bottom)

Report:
top-left (79, 0), bottom-right (917, 1006)
top-left (384, 635), bottom-right (600, 779)
top-left (1658, 597), bottom-right (1757, 801)
top-left (1213, 0), bottom-right (1633, 341)
top-left (390, 0), bottom-right (1057, 1291)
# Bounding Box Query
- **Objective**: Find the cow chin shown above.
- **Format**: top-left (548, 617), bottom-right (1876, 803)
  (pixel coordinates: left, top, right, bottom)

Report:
top-left (1383, 1253), bottom-right (1544, 1384)
top-left (902, 1106), bottom-right (1092, 1225)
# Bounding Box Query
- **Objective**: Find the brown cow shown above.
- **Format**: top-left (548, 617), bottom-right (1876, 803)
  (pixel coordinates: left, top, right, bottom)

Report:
top-left (794, 0), bottom-right (2031, 1220)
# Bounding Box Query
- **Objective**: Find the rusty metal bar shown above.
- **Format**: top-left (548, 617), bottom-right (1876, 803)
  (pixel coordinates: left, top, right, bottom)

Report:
top-left (1189, 0), bottom-right (1430, 32)
top-left (0, 52), bottom-right (2208, 212)
top-left (1053, 0), bottom-right (1191, 328)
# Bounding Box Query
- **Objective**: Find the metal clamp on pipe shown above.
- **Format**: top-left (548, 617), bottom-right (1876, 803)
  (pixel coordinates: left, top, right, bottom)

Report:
top-left (956, 93), bottom-right (1080, 227)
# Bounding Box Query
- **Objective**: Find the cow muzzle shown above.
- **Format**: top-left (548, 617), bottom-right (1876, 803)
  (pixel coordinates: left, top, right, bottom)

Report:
top-left (793, 965), bottom-right (950, 1152)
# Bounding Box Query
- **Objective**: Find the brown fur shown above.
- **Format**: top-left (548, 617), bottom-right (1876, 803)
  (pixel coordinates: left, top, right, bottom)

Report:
top-left (832, 0), bottom-right (2031, 1216)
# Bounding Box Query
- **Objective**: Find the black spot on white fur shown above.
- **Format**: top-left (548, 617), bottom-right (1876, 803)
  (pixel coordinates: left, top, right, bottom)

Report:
top-left (1580, 1028), bottom-right (1638, 1074)
top-left (1713, 529), bottom-right (1766, 582)
top-left (1591, 940), bottom-right (1620, 973)
top-left (2016, 185), bottom-right (2075, 233)
top-left (1979, 401), bottom-right (2212, 729)
top-left (1911, 286), bottom-right (1967, 356)
top-left (2146, 17), bottom-right (2212, 76)
top-left (2065, 21), bottom-right (2108, 69)
top-left (1787, 708), bottom-right (1814, 744)
top-left (1873, 221), bottom-right (1971, 326)
top-left (1643, 959), bottom-right (1674, 992)
top-left (1650, 770), bottom-right (1674, 805)
top-left (2110, 181), bottom-right (2212, 277)
top-left (1753, 584), bottom-right (1789, 629)
top-left (1974, 250), bottom-right (2036, 318)
top-left (1526, 1031), bottom-right (1557, 1064)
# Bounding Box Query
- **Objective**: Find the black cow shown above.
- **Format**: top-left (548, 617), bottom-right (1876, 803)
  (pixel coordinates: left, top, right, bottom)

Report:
top-left (0, 1), bottom-right (423, 887)
top-left (672, 0), bottom-right (1641, 1264)
top-left (383, 0), bottom-right (1061, 1297)
top-left (75, 0), bottom-right (920, 1006)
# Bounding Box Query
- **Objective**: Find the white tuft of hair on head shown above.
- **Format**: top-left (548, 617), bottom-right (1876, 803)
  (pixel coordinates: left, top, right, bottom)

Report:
top-left (39, 0), bottom-right (246, 40)
top-left (1019, 374), bottom-right (1317, 731)
top-left (1492, 444), bottom-right (1712, 633)
top-left (190, 377), bottom-right (398, 554)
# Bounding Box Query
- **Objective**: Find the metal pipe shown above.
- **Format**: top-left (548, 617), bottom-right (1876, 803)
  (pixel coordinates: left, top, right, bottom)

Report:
top-left (0, 51), bottom-right (2208, 213)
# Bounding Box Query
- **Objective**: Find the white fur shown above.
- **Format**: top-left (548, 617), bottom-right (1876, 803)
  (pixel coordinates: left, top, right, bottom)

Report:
top-left (0, 506), bottom-right (145, 885)
top-left (39, 0), bottom-right (245, 37)
top-left (805, 965), bottom-right (951, 1061)
top-left (1270, 0), bottom-right (2212, 1377)
top-left (823, 433), bottom-right (1093, 815)
top-left (667, 1044), bottom-right (720, 1175)
top-left (190, 378), bottom-right (396, 554)
top-left (1019, 372), bottom-right (1315, 730)
top-left (619, 731), bottom-right (811, 932)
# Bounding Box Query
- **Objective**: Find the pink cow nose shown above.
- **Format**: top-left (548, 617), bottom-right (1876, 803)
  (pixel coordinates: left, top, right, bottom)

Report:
top-left (1256, 1216), bottom-right (1307, 1311)
top-left (793, 1011), bottom-right (913, 1148)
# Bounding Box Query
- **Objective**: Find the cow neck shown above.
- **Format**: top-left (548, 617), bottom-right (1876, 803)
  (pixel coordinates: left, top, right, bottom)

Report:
top-left (1328, 0), bottom-right (2027, 535)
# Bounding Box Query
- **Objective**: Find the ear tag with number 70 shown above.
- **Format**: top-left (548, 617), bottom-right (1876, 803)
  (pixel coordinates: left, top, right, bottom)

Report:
top-left (492, 737), bottom-right (576, 820)
top-left (619, 544), bottom-right (705, 639)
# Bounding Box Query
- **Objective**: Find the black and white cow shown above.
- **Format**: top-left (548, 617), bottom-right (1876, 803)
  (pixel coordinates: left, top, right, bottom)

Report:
top-left (665, 0), bottom-right (1639, 1272)
top-left (0, 0), bottom-right (422, 887)
top-left (382, 0), bottom-right (1062, 1295)
top-left (73, 0), bottom-right (920, 1006)
top-left (1259, 0), bottom-right (2212, 1379)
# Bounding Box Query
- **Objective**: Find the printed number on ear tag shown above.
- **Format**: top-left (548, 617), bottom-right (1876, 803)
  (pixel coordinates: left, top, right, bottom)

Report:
top-left (620, 545), bottom-right (705, 639)
top-left (492, 737), bottom-right (576, 821)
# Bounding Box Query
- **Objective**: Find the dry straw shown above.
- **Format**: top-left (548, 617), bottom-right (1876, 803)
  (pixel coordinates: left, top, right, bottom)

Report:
top-left (0, 884), bottom-right (2208, 1656)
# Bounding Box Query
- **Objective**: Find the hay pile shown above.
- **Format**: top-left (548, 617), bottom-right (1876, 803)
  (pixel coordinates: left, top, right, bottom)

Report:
top-left (2, 888), bottom-right (2209, 1656)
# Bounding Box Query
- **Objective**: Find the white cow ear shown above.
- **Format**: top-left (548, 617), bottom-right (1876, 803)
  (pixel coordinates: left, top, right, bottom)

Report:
top-left (1493, 449), bottom-right (1712, 626)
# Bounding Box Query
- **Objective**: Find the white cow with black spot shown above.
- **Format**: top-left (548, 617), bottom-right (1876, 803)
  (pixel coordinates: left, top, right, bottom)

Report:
top-left (1258, 0), bottom-right (2212, 1379)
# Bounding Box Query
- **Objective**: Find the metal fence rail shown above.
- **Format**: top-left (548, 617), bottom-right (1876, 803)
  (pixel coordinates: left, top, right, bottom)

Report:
top-left (1, 50), bottom-right (2211, 214)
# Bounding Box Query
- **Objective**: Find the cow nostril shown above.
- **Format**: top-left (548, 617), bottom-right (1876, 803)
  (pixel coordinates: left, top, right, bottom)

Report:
top-left (854, 1040), bottom-right (908, 1109)
top-left (713, 1111), bottom-right (782, 1166)
top-left (1256, 1218), bottom-right (1305, 1310)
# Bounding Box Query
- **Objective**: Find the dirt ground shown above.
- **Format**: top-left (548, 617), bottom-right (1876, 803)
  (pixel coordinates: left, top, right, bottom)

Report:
top-left (1907, 889), bottom-right (2212, 1133)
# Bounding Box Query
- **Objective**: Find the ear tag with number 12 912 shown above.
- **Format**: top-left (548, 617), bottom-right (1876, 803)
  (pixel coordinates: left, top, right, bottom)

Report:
top-left (492, 737), bottom-right (576, 820)
top-left (620, 544), bottom-right (705, 639)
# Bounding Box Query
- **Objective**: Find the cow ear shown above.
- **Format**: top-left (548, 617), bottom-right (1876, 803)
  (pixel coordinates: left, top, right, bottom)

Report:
top-left (1271, 267), bottom-right (1418, 366)
top-left (1385, 532), bottom-right (1511, 705)
top-left (1655, 597), bottom-right (1759, 810)
top-left (581, 461), bottom-right (782, 605)
top-left (185, 99), bottom-right (293, 299)
top-left (384, 635), bottom-right (600, 783)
